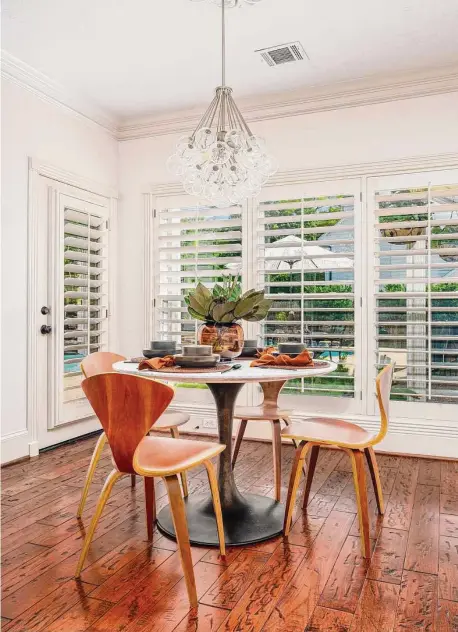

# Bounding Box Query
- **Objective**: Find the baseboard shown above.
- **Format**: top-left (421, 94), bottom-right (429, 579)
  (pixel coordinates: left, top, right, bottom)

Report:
top-left (1, 430), bottom-right (31, 464)
top-left (171, 405), bottom-right (458, 459)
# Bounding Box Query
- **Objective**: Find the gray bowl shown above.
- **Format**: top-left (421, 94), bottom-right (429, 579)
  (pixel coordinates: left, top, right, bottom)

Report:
top-left (278, 343), bottom-right (306, 355)
top-left (174, 354), bottom-right (220, 368)
top-left (182, 345), bottom-right (213, 357)
top-left (244, 339), bottom-right (258, 348)
top-left (151, 340), bottom-right (177, 351)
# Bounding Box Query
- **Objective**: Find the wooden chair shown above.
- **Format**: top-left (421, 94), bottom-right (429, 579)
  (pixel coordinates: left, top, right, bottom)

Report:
top-left (233, 380), bottom-right (294, 501)
top-left (75, 372), bottom-right (226, 607)
top-left (282, 364), bottom-right (394, 559)
top-left (77, 351), bottom-right (190, 518)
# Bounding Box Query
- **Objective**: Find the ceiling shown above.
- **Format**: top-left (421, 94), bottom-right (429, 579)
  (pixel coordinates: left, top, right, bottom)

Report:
top-left (2, 0), bottom-right (458, 122)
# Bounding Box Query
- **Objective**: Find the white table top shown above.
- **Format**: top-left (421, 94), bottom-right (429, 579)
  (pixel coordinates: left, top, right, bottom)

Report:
top-left (113, 359), bottom-right (337, 384)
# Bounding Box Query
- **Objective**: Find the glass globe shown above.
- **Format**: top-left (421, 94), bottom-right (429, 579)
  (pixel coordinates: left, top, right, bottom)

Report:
top-left (194, 127), bottom-right (216, 150)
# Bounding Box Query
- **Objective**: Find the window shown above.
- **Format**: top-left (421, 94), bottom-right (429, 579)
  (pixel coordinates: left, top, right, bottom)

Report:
top-left (370, 177), bottom-right (458, 417)
top-left (155, 198), bottom-right (243, 346)
top-left (59, 203), bottom-right (110, 423)
top-left (150, 169), bottom-right (458, 421)
top-left (256, 184), bottom-right (360, 412)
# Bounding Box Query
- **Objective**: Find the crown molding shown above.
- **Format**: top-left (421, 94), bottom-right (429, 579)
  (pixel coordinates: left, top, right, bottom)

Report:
top-left (1, 50), bottom-right (119, 135)
top-left (119, 65), bottom-right (458, 141)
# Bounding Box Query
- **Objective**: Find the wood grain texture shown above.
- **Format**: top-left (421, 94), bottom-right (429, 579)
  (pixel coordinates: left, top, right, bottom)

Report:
top-left (263, 511), bottom-right (354, 632)
top-left (439, 535), bottom-right (458, 602)
top-left (384, 458), bottom-right (419, 531)
top-left (200, 550), bottom-right (269, 609)
top-left (394, 571), bottom-right (437, 632)
top-left (367, 528), bottom-right (408, 585)
top-left (404, 484), bottom-right (440, 574)
top-left (437, 600), bottom-right (458, 632)
top-left (2, 435), bottom-right (457, 632)
top-left (350, 580), bottom-right (399, 632)
top-left (220, 543), bottom-right (305, 631)
top-left (319, 536), bottom-right (371, 613)
top-left (441, 514), bottom-right (458, 538)
top-left (305, 606), bottom-right (353, 631)
top-left (418, 459), bottom-right (442, 486)
top-left (172, 604), bottom-right (228, 632)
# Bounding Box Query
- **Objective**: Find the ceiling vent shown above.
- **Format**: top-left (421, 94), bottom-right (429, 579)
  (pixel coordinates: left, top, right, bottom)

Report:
top-left (256, 41), bottom-right (308, 67)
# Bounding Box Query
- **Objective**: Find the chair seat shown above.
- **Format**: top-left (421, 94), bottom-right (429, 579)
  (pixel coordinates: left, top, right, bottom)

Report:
top-left (133, 436), bottom-right (225, 477)
top-left (281, 417), bottom-right (375, 448)
top-left (234, 406), bottom-right (293, 421)
top-left (154, 411), bottom-right (190, 430)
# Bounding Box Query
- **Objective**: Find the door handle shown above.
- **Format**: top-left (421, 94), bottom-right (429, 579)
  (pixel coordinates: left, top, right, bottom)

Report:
top-left (40, 325), bottom-right (52, 335)
top-left (41, 306), bottom-right (51, 315)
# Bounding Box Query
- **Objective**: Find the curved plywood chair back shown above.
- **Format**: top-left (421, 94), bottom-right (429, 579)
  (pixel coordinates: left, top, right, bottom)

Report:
top-left (374, 363), bottom-right (395, 444)
top-left (82, 373), bottom-right (174, 473)
top-left (81, 352), bottom-right (126, 378)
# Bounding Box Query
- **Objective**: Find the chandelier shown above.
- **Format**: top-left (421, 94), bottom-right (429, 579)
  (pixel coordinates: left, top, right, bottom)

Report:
top-left (167, 0), bottom-right (277, 207)
top-left (190, 0), bottom-right (263, 5)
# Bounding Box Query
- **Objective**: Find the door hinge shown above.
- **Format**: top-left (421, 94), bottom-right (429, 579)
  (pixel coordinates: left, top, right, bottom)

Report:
top-left (106, 219), bottom-right (110, 230)
top-left (360, 192), bottom-right (363, 202)
top-left (153, 209), bottom-right (157, 218)
top-left (360, 391), bottom-right (363, 400)
top-left (360, 297), bottom-right (363, 307)
top-left (153, 298), bottom-right (156, 308)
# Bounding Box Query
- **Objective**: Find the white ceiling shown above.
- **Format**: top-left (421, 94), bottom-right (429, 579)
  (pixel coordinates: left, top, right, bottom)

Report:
top-left (3, 0), bottom-right (458, 121)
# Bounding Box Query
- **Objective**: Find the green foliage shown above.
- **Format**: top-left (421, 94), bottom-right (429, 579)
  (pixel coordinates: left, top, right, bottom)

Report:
top-left (185, 276), bottom-right (272, 325)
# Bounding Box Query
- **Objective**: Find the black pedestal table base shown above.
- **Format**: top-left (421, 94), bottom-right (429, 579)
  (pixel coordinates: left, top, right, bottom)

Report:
top-left (157, 493), bottom-right (284, 547)
top-left (157, 381), bottom-right (285, 546)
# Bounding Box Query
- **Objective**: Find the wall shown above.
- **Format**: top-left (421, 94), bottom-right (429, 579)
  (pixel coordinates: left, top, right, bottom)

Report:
top-left (117, 91), bottom-right (458, 457)
top-left (1, 77), bottom-right (118, 462)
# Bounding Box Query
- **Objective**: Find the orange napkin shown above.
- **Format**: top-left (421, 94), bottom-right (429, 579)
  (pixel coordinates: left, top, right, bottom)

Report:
top-left (256, 346), bottom-right (276, 357)
top-left (251, 349), bottom-right (314, 368)
top-left (138, 356), bottom-right (176, 371)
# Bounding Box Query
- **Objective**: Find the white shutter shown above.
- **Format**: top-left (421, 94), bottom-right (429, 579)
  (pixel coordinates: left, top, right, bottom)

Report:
top-left (57, 204), bottom-right (110, 423)
top-left (372, 179), bottom-right (458, 412)
top-left (256, 182), bottom-right (362, 414)
top-left (155, 198), bottom-right (242, 346)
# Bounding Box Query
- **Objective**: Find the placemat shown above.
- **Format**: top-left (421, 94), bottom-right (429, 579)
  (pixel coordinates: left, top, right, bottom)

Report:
top-left (141, 364), bottom-right (234, 374)
top-left (257, 360), bottom-right (331, 370)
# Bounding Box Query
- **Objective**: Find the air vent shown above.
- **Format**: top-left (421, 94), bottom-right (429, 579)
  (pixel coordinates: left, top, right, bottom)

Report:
top-left (256, 41), bottom-right (308, 67)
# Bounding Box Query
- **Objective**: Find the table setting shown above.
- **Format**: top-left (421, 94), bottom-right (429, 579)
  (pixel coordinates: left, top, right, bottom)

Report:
top-left (115, 277), bottom-right (336, 546)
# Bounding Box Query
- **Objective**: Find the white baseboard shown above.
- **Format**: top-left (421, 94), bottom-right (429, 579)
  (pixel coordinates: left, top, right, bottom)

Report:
top-left (1, 430), bottom-right (31, 464)
top-left (171, 404), bottom-right (458, 459)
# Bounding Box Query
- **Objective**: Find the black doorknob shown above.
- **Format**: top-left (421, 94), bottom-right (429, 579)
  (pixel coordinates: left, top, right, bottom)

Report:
top-left (40, 325), bottom-right (52, 335)
top-left (41, 306), bottom-right (50, 315)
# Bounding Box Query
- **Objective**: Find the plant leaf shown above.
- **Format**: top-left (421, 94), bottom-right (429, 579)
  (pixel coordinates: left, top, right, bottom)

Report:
top-left (212, 301), bottom-right (236, 323)
top-left (187, 306), bottom-right (207, 321)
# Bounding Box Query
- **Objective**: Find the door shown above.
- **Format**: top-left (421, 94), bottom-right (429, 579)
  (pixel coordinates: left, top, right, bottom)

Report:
top-left (33, 174), bottom-right (113, 449)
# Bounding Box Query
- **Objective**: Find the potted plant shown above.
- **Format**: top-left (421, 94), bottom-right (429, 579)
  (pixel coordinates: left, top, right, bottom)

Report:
top-left (185, 275), bottom-right (271, 358)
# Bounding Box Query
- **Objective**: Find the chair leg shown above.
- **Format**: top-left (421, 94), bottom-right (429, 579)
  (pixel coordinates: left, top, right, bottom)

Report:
top-left (302, 445), bottom-right (320, 510)
top-left (348, 449), bottom-right (371, 559)
top-left (284, 441), bottom-right (310, 535)
top-left (75, 469), bottom-right (123, 577)
top-left (232, 419), bottom-right (247, 468)
top-left (271, 420), bottom-right (282, 502)
top-left (77, 432), bottom-right (107, 518)
top-left (164, 474), bottom-right (197, 608)
top-left (144, 477), bottom-right (156, 540)
top-left (131, 475), bottom-right (137, 488)
top-left (204, 460), bottom-right (226, 557)
top-left (170, 427), bottom-right (188, 497)
top-left (283, 418), bottom-right (307, 478)
top-left (364, 446), bottom-right (384, 515)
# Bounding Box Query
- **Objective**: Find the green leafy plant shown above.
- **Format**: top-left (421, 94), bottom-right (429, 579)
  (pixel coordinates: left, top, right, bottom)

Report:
top-left (184, 275), bottom-right (272, 325)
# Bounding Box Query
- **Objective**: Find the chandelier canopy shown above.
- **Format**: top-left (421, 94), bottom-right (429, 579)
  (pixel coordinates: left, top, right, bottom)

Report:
top-left (190, 0), bottom-right (263, 7)
top-left (167, 0), bottom-right (277, 207)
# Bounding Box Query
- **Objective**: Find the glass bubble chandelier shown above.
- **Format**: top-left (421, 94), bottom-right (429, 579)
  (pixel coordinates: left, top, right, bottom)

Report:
top-left (167, 0), bottom-right (277, 207)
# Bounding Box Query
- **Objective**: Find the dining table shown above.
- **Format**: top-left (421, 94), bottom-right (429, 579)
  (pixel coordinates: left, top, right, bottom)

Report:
top-left (114, 359), bottom-right (337, 547)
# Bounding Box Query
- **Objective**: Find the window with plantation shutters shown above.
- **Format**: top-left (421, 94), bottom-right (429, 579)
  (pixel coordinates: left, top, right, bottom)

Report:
top-left (58, 205), bottom-right (109, 423)
top-left (255, 182), bottom-right (361, 411)
top-left (372, 180), bottom-right (458, 409)
top-left (155, 199), bottom-right (242, 346)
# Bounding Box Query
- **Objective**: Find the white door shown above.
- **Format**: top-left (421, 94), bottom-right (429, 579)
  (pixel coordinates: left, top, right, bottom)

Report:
top-left (33, 174), bottom-right (114, 449)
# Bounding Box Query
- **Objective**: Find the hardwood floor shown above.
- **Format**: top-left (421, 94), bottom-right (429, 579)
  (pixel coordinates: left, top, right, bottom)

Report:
top-left (1, 434), bottom-right (458, 631)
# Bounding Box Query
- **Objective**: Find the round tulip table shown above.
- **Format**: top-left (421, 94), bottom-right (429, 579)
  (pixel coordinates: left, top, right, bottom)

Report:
top-left (114, 360), bottom-right (336, 546)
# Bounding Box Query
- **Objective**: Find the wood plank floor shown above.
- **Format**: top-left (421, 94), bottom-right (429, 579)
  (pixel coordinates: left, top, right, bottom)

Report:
top-left (1, 434), bottom-right (458, 631)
